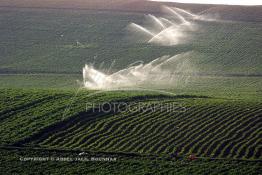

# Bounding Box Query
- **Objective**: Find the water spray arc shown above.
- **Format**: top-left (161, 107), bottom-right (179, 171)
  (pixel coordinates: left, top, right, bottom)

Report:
top-left (127, 6), bottom-right (219, 46)
top-left (83, 52), bottom-right (194, 90)
top-left (82, 6), bottom-right (220, 90)
top-left (129, 23), bottom-right (155, 37)
top-left (162, 6), bottom-right (188, 24)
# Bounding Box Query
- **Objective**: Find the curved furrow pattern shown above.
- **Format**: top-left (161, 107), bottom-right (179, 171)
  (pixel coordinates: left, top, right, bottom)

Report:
top-left (247, 133), bottom-right (262, 159)
top-left (162, 108), bottom-right (233, 154)
top-left (191, 106), bottom-right (243, 155)
top-left (121, 111), bottom-right (180, 151)
top-left (94, 106), bottom-right (180, 150)
top-left (122, 105), bottom-right (211, 153)
top-left (155, 107), bottom-right (229, 153)
top-left (230, 129), bottom-right (261, 158)
top-left (45, 111), bottom-right (130, 147)
top-left (253, 141), bottom-right (262, 159)
top-left (204, 108), bottom-right (261, 157)
top-left (212, 115), bottom-right (260, 157)
top-left (68, 106), bottom-right (156, 148)
top-left (89, 102), bottom-right (181, 150)
top-left (237, 132), bottom-right (262, 159)
top-left (102, 107), bottom-right (186, 152)
top-left (76, 108), bottom-right (165, 149)
top-left (221, 117), bottom-right (261, 158)
top-left (196, 107), bottom-right (256, 156)
top-left (85, 108), bottom-right (166, 149)
top-left (53, 104), bottom-right (150, 147)
top-left (129, 115), bottom-right (186, 153)
top-left (42, 103), bottom-right (140, 146)
top-left (133, 106), bottom-right (210, 153)
top-left (246, 139), bottom-right (261, 159)
top-left (147, 105), bottom-right (224, 154)
top-left (181, 105), bottom-right (239, 155)
top-left (36, 111), bottom-right (109, 145)
top-left (17, 93), bottom-right (260, 160)
top-left (110, 104), bottom-right (195, 152)
top-left (62, 112), bottom-right (146, 148)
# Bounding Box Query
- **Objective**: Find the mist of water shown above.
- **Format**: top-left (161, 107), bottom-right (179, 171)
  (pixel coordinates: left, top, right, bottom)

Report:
top-left (127, 5), bottom-right (219, 46)
top-left (82, 6), bottom-right (220, 90)
top-left (129, 23), bottom-right (156, 37)
top-left (83, 52), bottom-right (194, 90)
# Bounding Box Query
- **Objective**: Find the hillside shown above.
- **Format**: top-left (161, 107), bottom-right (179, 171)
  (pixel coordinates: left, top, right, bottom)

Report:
top-left (0, 6), bottom-right (261, 76)
top-left (0, 89), bottom-right (261, 160)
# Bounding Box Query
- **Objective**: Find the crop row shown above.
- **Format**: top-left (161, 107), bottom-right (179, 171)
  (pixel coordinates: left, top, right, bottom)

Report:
top-left (31, 101), bottom-right (262, 159)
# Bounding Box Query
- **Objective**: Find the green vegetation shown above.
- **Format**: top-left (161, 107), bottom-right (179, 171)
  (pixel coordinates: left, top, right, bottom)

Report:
top-left (0, 74), bottom-right (81, 89)
top-left (0, 7), bottom-right (261, 75)
top-left (0, 148), bottom-right (261, 175)
top-left (0, 89), bottom-right (261, 161)
top-left (0, 6), bottom-right (261, 175)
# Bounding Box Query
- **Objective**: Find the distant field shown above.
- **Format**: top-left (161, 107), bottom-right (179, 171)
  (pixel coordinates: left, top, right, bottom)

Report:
top-left (0, 7), bottom-right (262, 75)
top-left (0, 7), bottom-right (261, 96)
top-left (0, 74), bottom-right (261, 101)
top-left (0, 74), bottom-right (81, 89)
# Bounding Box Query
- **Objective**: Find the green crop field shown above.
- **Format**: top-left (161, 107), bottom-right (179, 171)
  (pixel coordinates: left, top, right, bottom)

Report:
top-left (0, 3), bottom-right (262, 175)
top-left (0, 89), bottom-right (261, 174)
top-left (0, 7), bottom-right (262, 75)
top-left (1, 148), bottom-right (261, 175)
